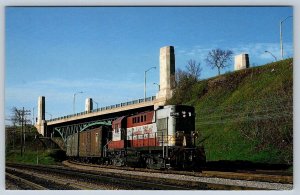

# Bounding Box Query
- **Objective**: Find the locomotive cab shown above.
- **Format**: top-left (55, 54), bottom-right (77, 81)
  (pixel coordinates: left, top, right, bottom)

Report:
top-left (156, 105), bottom-right (196, 147)
top-left (156, 105), bottom-right (205, 170)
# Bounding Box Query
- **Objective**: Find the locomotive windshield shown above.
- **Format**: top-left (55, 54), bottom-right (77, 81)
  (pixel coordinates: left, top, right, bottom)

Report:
top-left (173, 105), bottom-right (195, 133)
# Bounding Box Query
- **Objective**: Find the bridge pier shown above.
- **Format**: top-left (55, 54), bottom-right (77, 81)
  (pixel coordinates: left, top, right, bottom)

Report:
top-left (85, 98), bottom-right (93, 112)
top-left (36, 96), bottom-right (46, 136)
top-left (154, 46), bottom-right (175, 108)
top-left (234, 53), bottom-right (250, 71)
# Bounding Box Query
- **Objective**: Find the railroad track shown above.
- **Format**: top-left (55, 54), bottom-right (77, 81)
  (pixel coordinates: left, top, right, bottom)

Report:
top-left (63, 160), bottom-right (293, 190)
top-left (6, 163), bottom-right (197, 190)
top-left (6, 172), bottom-right (47, 190)
top-left (6, 167), bottom-right (100, 190)
top-left (6, 162), bottom-right (293, 190)
top-left (67, 160), bottom-right (293, 184)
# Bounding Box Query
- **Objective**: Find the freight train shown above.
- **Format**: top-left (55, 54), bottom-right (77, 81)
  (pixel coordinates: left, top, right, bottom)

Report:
top-left (66, 105), bottom-right (206, 170)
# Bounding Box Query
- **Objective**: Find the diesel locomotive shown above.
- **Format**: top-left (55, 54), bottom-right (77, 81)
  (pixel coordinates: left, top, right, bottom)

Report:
top-left (66, 105), bottom-right (206, 170)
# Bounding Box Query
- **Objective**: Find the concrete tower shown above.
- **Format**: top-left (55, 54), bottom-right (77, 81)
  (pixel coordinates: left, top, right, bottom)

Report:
top-left (85, 98), bottom-right (93, 112)
top-left (234, 54), bottom-right (250, 71)
top-left (36, 96), bottom-right (46, 135)
top-left (157, 46), bottom-right (175, 101)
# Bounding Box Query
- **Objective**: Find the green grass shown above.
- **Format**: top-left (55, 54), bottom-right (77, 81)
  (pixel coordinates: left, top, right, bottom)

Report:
top-left (6, 126), bottom-right (66, 165)
top-left (6, 149), bottom-right (59, 165)
top-left (169, 59), bottom-right (293, 165)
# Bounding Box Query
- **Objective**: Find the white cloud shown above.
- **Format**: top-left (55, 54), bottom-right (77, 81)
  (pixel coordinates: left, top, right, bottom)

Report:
top-left (232, 42), bottom-right (293, 63)
top-left (177, 42), bottom-right (293, 65)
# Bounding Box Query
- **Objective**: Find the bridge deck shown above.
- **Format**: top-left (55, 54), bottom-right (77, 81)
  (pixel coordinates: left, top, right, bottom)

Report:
top-left (47, 96), bottom-right (161, 126)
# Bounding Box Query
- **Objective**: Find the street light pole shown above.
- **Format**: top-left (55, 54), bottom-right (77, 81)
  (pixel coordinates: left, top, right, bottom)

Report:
top-left (46, 112), bottom-right (52, 120)
top-left (93, 100), bottom-right (99, 110)
top-left (73, 91), bottom-right (83, 114)
top-left (144, 67), bottom-right (156, 100)
top-left (264, 50), bottom-right (277, 62)
top-left (153, 82), bottom-right (160, 91)
top-left (280, 16), bottom-right (292, 60)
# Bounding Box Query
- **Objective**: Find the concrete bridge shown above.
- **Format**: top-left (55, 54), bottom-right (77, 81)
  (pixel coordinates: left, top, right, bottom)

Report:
top-left (35, 46), bottom-right (176, 141)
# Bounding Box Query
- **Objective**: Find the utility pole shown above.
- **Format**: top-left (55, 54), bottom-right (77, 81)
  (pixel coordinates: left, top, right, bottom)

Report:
top-left (12, 125), bottom-right (15, 150)
top-left (13, 107), bottom-right (31, 156)
top-left (32, 107), bottom-right (35, 125)
top-left (21, 107), bottom-right (24, 156)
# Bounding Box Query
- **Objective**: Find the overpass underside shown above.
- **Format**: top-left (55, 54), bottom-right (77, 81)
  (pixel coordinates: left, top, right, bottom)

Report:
top-left (46, 104), bottom-right (155, 141)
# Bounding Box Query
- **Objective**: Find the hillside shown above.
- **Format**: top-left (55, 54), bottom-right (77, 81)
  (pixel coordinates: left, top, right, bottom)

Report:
top-left (5, 126), bottom-right (64, 165)
top-left (168, 58), bottom-right (293, 165)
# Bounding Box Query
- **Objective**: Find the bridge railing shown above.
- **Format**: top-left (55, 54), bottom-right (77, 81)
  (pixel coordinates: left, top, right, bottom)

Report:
top-left (48, 96), bottom-right (156, 122)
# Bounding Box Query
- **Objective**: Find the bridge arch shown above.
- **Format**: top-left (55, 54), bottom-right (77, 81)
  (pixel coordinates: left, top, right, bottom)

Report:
top-left (53, 120), bottom-right (112, 143)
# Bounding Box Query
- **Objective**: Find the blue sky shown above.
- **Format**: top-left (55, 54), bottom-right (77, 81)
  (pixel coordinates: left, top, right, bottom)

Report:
top-left (5, 6), bottom-right (293, 122)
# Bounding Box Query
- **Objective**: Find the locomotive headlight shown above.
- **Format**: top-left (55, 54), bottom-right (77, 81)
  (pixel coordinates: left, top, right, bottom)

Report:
top-left (192, 132), bottom-right (198, 138)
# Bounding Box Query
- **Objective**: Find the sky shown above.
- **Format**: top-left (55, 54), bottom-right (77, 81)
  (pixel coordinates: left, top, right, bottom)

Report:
top-left (5, 6), bottom-right (293, 123)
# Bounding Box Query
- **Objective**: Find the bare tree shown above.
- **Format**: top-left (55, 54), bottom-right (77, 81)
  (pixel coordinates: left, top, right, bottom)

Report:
top-left (8, 107), bottom-right (31, 156)
top-left (205, 49), bottom-right (233, 75)
top-left (175, 60), bottom-right (202, 85)
top-left (175, 68), bottom-right (188, 85)
top-left (186, 59), bottom-right (202, 81)
top-left (171, 60), bottom-right (202, 104)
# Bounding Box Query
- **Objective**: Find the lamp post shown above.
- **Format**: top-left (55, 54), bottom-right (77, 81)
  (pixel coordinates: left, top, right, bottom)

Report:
top-left (144, 67), bottom-right (156, 100)
top-left (32, 106), bottom-right (36, 125)
top-left (264, 51), bottom-right (277, 62)
top-left (73, 91), bottom-right (83, 114)
top-left (153, 82), bottom-right (160, 91)
top-left (280, 16), bottom-right (292, 60)
top-left (46, 112), bottom-right (52, 120)
top-left (93, 100), bottom-right (99, 110)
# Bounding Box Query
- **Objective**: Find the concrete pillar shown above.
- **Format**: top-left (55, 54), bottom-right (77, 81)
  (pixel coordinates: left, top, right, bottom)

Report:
top-left (85, 98), bottom-right (93, 112)
top-left (234, 53), bottom-right (250, 71)
top-left (36, 96), bottom-right (45, 135)
top-left (157, 46), bottom-right (175, 100)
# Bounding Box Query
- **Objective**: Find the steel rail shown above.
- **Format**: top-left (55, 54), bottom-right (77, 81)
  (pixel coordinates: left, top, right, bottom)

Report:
top-left (6, 172), bottom-right (48, 190)
top-left (6, 167), bottom-right (99, 190)
top-left (7, 163), bottom-right (197, 190)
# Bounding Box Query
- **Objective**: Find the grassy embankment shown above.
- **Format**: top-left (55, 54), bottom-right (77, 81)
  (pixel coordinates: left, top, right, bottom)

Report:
top-left (5, 126), bottom-right (64, 165)
top-left (168, 58), bottom-right (293, 165)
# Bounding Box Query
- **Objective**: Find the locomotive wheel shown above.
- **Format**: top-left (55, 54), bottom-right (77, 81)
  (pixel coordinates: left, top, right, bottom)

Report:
top-left (146, 157), bottom-right (154, 169)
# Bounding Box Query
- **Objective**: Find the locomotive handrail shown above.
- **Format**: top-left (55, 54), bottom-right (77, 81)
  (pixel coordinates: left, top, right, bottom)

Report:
top-left (103, 140), bottom-right (112, 158)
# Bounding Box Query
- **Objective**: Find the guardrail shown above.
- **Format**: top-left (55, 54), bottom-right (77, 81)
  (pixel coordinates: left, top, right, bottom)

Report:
top-left (47, 96), bottom-right (156, 122)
